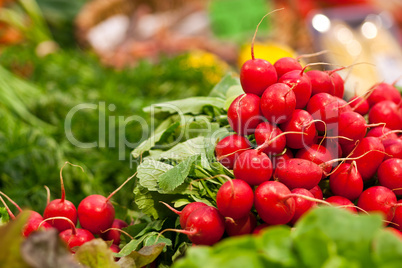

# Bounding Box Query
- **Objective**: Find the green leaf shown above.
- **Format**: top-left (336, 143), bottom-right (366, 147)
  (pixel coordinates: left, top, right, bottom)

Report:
top-left (151, 137), bottom-right (206, 162)
top-left (143, 233), bottom-right (172, 248)
top-left (117, 243), bottom-right (165, 268)
top-left (74, 239), bottom-right (119, 268)
top-left (143, 97), bottom-right (225, 115)
top-left (373, 229), bottom-right (402, 268)
top-left (208, 73), bottom-right (240, 99)
top-left (0, 207), bottom-right (9, 225)
top-left (224, 85), bottom-right (244, 110)
top-left (159, 154), bottom-right (201, 192)
top-left (137, 160), bottom-right (173, 191)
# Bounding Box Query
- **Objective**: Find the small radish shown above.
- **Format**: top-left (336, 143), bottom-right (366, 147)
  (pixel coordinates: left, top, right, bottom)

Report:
top-left (327, 70), bottom-right (344, 98)
top-left (309, 185), bottom-right (323, 200)
top-left (252, 223), bottom-right (271, 235)
top-left (289, 188), bottom-right (317, 225)
top-left (240, 13), bottom-right (278, 96)
top-left (280, 109), bottom-right (316, 149)
top-left (274, 158), bottom-right (322, 190)
top-left (378, 158), bottom-right (402, 196)
top-left (273, 57), bottom-right (302, 79)
top-left (227, 94), bottom-right (262, 135)
top-left (271, 148), bottom-right (293, 172)
top-left (369, 100), bottom-right (402, 130)
top-left (329, 161), bottom-right (363, 201)
top-left (306, 70), bottom-right (335, 96)
top-left (326, 196), bottom-right (357, 214)
top-left (216, 179), bottom-right (254, 220)
top-left (254, 181), bottom-right (295, 225)
top-left (224, 212), bottom-right (257, 237)
top-left (315, 136), bottom-right (343, 159)
top-left (233, 149), bottom-right (272, 186)
top-left (383, 138), bottom-right (402, 160)
top-left (41, 217), bottom-right (95, 251)
top-left (215, 134), bottom-right (251, 169)
top-left (366, 126), bottom-right (398, 140)
top-left (278, 69), bottom-right (312, 109)
top-left (100, 219), bottom-right (129, 245)
top-left (367, 82), bottom-right (402, 107)
top-left (392, 200), bottom-right (402, 231)
top-left (260, 83), bottom-right (296, 124)
top-left (337, 111), bottom-right (368, 145)
top-left (162, 206), bottom-right (225, 246)
top-left (255, 122), bottom-right (286, 155)
top-left (161, 201), bottom-right (208, 229)
top-left (348, 95), bottom-right (369, 116)
top-left (43, 162), bottom-right (79, 232)
top-left (110, 244), bottom-right (120, 253)
top-left (78, 172), bottom-right (136, 234)
top-left (357, 186), bottom-right (397, 222)
top-left (295, 144), bottom-right (333, 178)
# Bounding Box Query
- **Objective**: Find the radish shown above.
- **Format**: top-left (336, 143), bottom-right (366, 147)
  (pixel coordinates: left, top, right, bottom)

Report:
top-left (255, 122), bottom-right (286, 155)
top-left (41, 216), bottom-right (95, 251)
top-left (78, 172), bottom-right (136, 234)
top-left (254, 181), bottom-right (295, 225)
top-left (161, 201), bottom-right (208, 229)
top-left (252, 223), bottom-right (271, 235)
top-left (295, 144), bottom-right (333, 177)
top-left (357, 186), bottom-right (398, 222)
top-left (227, 94), bottom-right (262, 135)
top-left (43, 162), bottom-right (78, 232)
top-left (240, 13), bottom-right (278, 96)
top-left (349, 95), bottom-right (369, 116)
top-left (309, 185), bottom-right (323, 200)
top-left (315, 136), bottom-right (343, 159)
top-left (378, 158), bottom-right (402, 196)
top-left (216, 179), bottom-right (254, 220)
top-left (369, 100), bottom-right (402, 130)
top-left (325, 196), bottom-right (357, 213)
top-left (383, 138), bottom-right (402, 160)
top-left (367, 82), bottom-right (402, 107)
top-left (366, 126), bottom-right (398, 140)
top-left (260, 83), bottom-right (296, 124)
top-left (278, 69), bottom-right (312, 109)
top-left (280, 109), bottom-right (316, 149)
top-left (100, 218), bottom-right (129, 245)
top-left (215, 134), bottom-right (251, 169)
top-left (329, 161), bottom-right (363, 201)
top-left (274, 158), bottom-right (323, 190)
top-left (289, 188), bottom-right (317, 225)
top-left (224, 212), bottom-right (257, 237)
top-left (110, 244), bottom-right (120, 253)
top-left (306, 70), bottom-right (335, 96)
top-left (392, 200), bottom-right (402, 231)
top-left (328, 71), bottom-right (344, 98)
top-left (271, 148), bottom-right (293, 172)
top-left (273, 57), bottom-right (302, 79)
top-left (163, 206), bottom-right (225, 246)
top-left (233, 149), bottom-right (272, 186)
top-left (337, 111), bottom-right (368, 145)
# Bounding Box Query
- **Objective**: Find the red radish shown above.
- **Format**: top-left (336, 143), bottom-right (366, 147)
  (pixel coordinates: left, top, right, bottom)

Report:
top-left (280, 109), bottom-right (316, 149)
top-left (43, 162), bottom-right (78, 232)
top-left (255, 122), bottom-right (286, 155)
top-left (227, 94), bottom-right (262, 135)
top-left (326, 196), bottom-right (357, 214)
top-left (273, 57), bottom-right (302, 79)
top-left (306, 70), bottom-right (335, 96)
top-left (271, 148), bottom-right (293, 172)
top-left (224, 212), bottom-right (257, 237)
top-left (233, 149), bottom-right (272, 186)
top-left (100, 219), bottom-right (129, 245)
top-left (337, 111), bottom-right (368, 145)
top-left (216, 179), bottom-right (254, 220)
top-left (161, 201), bottom-right (208, 229)
top-left (378, 158), bottom-right (402, 196)
top-left (169, 206), bottom-right (225, 246)
top-left (260, 83), bottom-right (296, 124)
top-left (367, 82), bottom-right (402, 107)
top-left (357, 186), bottom-right (397, 222)
top-left (349, 136), bottom-right (385, 181)
top-left (328, 71), bottom-right (344, 98)
top-left (278, 69), bottom-right (312, 109)
top-left (383, 138), bottom-right (402, 160)
top-left (316, 136), bottom-right (343, 159)
top-left (252, 223), bottom-right (271, 235)
top-left (289, 188), bottom-right (317, 225)
top-left (367, 126), bottom-right (398, 140)
top-left (254, 181), bottom-right (295, 225)
top-left (0, 192), bottom-right (52, 237)
top-left (240, 13), bottom-right (278, 96)
top-left (307, 93), bottom-right (338, 133)
top-left (215, 134), bottom-right (251, 169)
top-left (274, 158), bottom-right (322, 190)
top-left (78, 172), bottom-right (136, 234)
top-left (310, 185), bottom-right (323, 200)
top-left (42, 217), bottom-right (96, 251)
top-left (329, 162), bottom-right (363, 201)
top-left (349, 95), bottom-right (369, 116)
top-left (110, 244), bottom-right (120, 253)
top-left (392, 200), bottom-right (402, 231)
top-left (369, 100), bottom-right (402, 130)
top-left (295, 144), bottom-right (333, 177)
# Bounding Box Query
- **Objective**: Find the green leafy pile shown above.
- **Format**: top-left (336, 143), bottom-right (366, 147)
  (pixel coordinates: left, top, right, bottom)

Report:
top-left (173, 207), bottom-right (402, 268)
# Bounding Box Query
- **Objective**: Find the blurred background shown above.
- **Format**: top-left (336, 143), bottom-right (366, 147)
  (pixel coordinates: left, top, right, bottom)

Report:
top-left (1, 0), bottom-right (402, 218)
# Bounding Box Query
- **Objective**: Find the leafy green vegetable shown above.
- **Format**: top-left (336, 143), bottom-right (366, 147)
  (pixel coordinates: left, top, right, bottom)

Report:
top-left (117, 243), bottom-right (165, 268)
top-left (0, 207), bottom-right (10, 225)
top-left (75, 239), bottom-right (119, 268)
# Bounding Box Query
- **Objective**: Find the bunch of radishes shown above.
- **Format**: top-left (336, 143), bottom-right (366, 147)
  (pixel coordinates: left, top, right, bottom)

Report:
top-left (0, 163), bottom-right (132, 253)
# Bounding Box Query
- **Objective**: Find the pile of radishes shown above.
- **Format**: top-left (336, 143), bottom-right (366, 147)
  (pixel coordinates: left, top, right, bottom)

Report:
top-left (0, 163), bottom-right (133, 254)
top-left (161, 41), bottom-right (402, 246)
